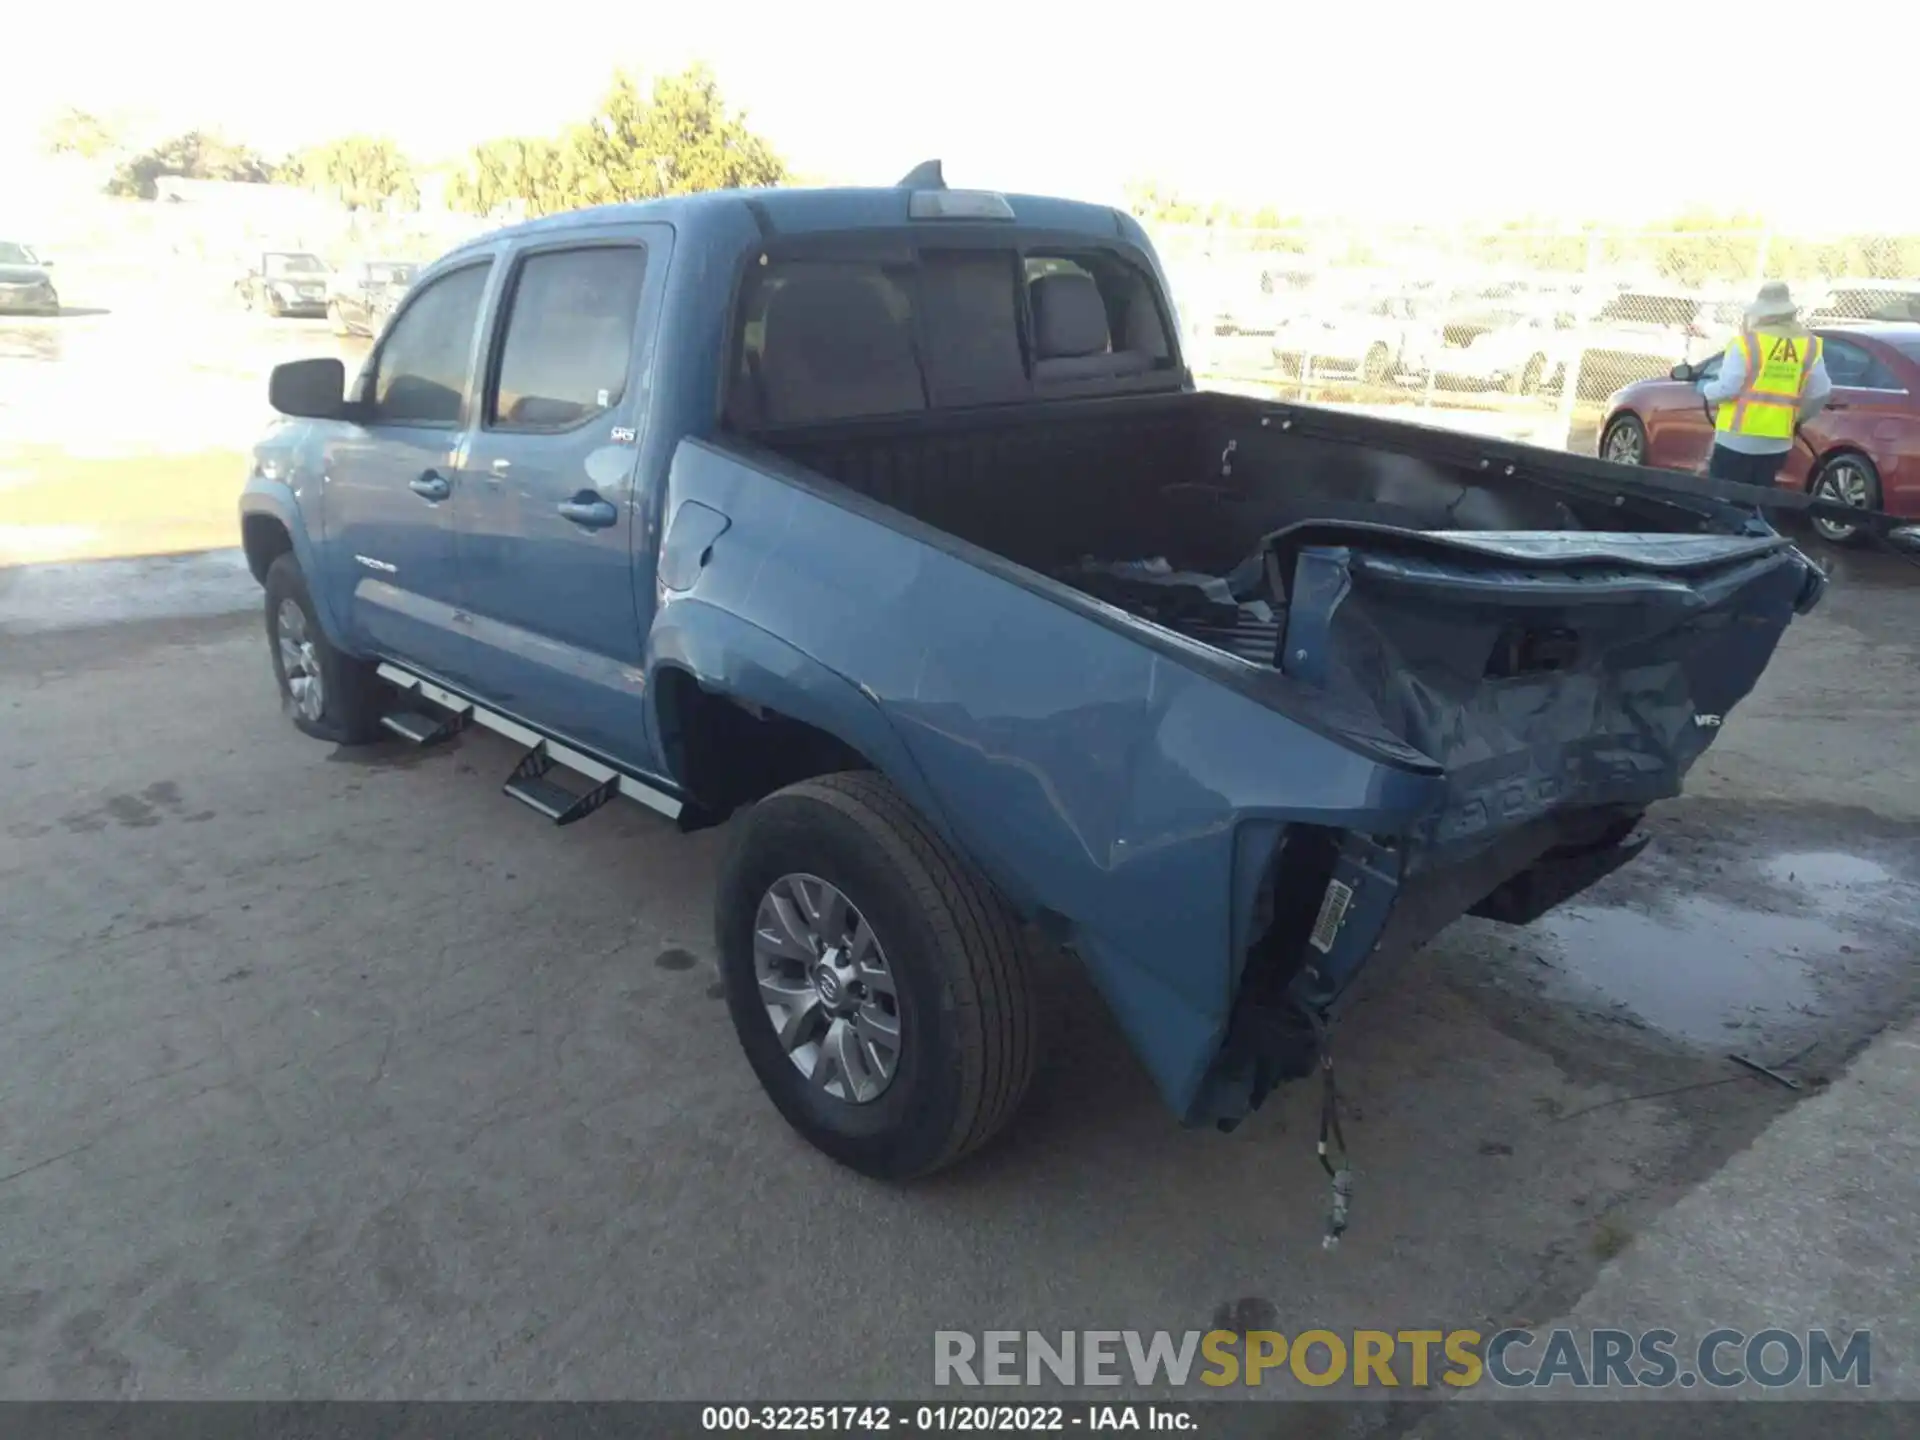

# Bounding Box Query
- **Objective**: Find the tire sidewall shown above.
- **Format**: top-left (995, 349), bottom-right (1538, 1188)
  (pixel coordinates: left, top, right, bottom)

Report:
top-left (1602, 414), bottom-right (1644, 463)
top-left (263, 556), bottom-right (376, 744)
top-left (716, 790), bottom-right (971, 1178)
top-left (1811, 455), bottom-right (1880, 545)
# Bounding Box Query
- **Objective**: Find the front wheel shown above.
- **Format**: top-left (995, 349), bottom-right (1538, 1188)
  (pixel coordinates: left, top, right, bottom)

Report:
top-left (263, 554), bottom-right (385, 744)
top-left (716, 772), bottom-right (1037, 1180)
top-left (1362, 343), bottom-right (1391, 386)
top-left (1810, 452), bottom-right (1883, 546)
top-left (1599, 412), bottom-right (1646, 465)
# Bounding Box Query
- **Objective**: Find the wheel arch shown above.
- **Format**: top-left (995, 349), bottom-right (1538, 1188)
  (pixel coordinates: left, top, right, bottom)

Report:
top-left (646, 602), bottom-right (958, 845)
top-left (1805, 441), bottom-right (1878, 490)
top-left (238, 483), bottom-right (349, 647)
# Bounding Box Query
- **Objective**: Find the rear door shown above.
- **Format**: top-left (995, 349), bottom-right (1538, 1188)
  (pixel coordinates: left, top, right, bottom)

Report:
top-left (1790, 334), bottom-right (1911, 489)
top-left (451, 225), bottom-right (669, 767)
top-left (320, 258), bottom-right (494, 680)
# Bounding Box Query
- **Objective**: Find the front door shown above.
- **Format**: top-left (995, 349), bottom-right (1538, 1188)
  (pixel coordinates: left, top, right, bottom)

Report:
top-left (1645, 354), bottom-right (1723, 474)
top-left (452, 229), bottom-right (668, 768)
top-left (320, 258), bottom-right (494, 683)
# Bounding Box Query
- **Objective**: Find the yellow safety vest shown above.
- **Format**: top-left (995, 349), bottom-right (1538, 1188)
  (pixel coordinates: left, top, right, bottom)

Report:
top-left (1715, 329), bottom-right (1822, 440)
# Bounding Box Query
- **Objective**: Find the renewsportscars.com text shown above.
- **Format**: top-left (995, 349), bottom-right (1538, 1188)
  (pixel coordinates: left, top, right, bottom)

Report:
top-left (934, 1328), bottom-right (1872, 1390)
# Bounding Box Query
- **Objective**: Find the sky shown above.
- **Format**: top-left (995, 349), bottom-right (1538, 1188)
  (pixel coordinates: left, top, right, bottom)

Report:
top-left (7, 0), bottom-right (1918, 229)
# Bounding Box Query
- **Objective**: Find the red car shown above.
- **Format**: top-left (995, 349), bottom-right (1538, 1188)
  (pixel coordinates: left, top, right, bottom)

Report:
top-left (1596, 321), bottom-right (1920, 545)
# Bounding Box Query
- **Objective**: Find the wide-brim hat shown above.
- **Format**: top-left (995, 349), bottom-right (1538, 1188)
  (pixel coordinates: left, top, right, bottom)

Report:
top-left (1746, 281), bottom-right (1798, 325)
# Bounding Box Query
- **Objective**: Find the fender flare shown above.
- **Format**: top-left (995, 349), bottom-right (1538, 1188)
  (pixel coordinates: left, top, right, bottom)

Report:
top-left (239, 481), bottom-right (350, 650)
top-left (646, 598), bottom-right (961, 846)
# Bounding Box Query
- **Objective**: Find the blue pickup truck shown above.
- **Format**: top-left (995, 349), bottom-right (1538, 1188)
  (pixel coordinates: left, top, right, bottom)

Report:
top-left (241, 166), bottom-right (1827, 1183)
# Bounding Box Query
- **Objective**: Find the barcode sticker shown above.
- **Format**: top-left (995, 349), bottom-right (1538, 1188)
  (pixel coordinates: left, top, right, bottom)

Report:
top-left (1308, 879), bottom-right (1355, 954)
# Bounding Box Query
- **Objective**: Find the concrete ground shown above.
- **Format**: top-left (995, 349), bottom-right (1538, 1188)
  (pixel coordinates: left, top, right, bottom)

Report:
top-left (0, 541), bottom-right (1916, 1416)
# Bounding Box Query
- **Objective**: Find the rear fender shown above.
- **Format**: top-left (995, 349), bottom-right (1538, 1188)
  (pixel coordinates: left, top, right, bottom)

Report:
top-left (644, 596), bottom-right (956, 839)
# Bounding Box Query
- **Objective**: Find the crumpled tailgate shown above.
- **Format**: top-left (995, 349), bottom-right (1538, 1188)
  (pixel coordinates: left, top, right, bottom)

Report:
top-left (1276, 526), bottom-right (1821, 853)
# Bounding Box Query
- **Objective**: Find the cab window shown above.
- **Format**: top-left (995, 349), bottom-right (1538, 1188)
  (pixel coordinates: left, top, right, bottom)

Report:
top-left (366, 263), bottom-right (490, 427)
top-left (487, 245), bottom-right (650, 432)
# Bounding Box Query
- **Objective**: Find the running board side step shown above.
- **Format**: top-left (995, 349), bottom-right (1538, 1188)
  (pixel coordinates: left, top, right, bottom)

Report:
top-left (503, 742), bottom-right (621, 826)
top-left (381, 707), bottom-right (469, 746)
top-left (374, 662), bottom-right (683, 824)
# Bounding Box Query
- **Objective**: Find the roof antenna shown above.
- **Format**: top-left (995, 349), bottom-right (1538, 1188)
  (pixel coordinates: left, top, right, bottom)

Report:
top-left (896, 160), bottom-right (946, 190)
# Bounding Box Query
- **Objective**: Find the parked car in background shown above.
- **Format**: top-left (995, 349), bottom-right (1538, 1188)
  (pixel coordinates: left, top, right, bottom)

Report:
top-left (1402, 300), bottom-right (1577, 396)
top-left (1806, 281), bottom-right (1920, 327)
top-left (1596, 322), bottom-right (1920, 544)
top-left (237, 252), bottom-right (333, 318)
top-left (1570, 286), bottom-right (1746, 398)
top-left (1271, 292), bottom-right (1432, 384)
top-left (0, 240), bottom-right (60, 315)
top-left (327, 259), bottom-right (421, 337)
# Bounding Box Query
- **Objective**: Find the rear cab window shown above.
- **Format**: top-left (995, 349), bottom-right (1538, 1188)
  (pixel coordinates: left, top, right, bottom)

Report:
top-left (728, 238), bottom-right (1179, 428)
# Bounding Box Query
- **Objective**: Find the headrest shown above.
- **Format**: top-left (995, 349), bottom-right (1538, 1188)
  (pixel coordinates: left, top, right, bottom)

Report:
top-left (1030, 272), bottom-right (1111, 359)
top-left (762, 269), bottom-right (911, 378)
top-left (756, 267), bottom-right (924, 422)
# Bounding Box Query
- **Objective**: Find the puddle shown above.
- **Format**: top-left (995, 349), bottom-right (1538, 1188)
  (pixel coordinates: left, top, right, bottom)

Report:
top-left (1762, 851), bottom-right (1892, 890)
top-left (1535, 896), bottom-right (1859, 1044)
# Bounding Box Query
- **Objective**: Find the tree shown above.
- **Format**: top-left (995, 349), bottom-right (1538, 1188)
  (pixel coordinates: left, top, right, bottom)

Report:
top-left (283, 135), bottom-right (419, 212)
top-left (104, 129), bottom-right (276, 198)
top-left (447, 136), bottom-right (579, 218)
top-left (447, 63), bottom-right (786, 219)
top-left (41, 108), bottom-right (121, 160)
top-left (567, 65), bottom-right (786, 206)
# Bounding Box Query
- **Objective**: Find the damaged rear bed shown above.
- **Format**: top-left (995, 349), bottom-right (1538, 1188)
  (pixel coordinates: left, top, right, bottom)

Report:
top-left (740, 388), bottom-right (1829, 1174)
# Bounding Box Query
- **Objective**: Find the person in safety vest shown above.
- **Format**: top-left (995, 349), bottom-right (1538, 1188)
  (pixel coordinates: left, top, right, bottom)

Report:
top-left (1697, 281), bottom-right (1832, 488)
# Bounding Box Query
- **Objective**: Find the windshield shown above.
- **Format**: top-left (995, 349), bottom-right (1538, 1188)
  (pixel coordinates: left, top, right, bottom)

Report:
top-left (368, 262), bottom-right (417, 285)
top-left (0, 242), bottom-right (40, 266)
top-left (1596, 294), bottom-right (1700, 328)
top-left (1830, 290), bottom-right (1920, 322)
top-left (265, 253), bottom-right (328, 278)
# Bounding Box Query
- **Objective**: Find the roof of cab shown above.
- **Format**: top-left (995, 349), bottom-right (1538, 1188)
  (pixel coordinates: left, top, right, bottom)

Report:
top-left (440, 183), bottom-right (1142, 258)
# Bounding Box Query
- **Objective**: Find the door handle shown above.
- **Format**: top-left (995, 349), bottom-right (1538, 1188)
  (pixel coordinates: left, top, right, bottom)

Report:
top-left (410, 471), bottom-right (451, 501)
top-left (557, 494), bottom-right (618, 529)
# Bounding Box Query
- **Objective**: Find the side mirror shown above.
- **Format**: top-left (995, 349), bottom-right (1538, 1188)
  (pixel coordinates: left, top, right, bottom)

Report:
top-left (269, 357), bottom-right (348, 419)
top-left (1670, 362), bottom-right (1696, 382)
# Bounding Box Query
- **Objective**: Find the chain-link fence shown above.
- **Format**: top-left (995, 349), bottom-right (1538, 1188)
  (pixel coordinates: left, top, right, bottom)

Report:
top-left (1148, 220), bottom-right (1920, 454)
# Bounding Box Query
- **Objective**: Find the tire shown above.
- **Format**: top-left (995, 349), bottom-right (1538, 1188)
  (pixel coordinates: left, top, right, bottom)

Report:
top-left (1809, 451), bottom-right (1883, 547)
top-left (716, 771), bottom-right (1037, 1180)
top-left (1362, 343), bottom-right (1391, 386)
top-left (262, 553), bottom-right (385, 744)
top-left (1599, 412), bottom-right (1646, 466)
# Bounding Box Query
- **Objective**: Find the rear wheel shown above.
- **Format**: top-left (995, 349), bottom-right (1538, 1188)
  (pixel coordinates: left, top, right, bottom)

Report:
top-left (716, 772), bottom-right (1037, 1180)
top-left (1600, 412), bottom-right (1646, 465)
top-left (263, 554), bottom-right (385, 744)
top-left (1809, 452), bottom-right (1883, 547)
